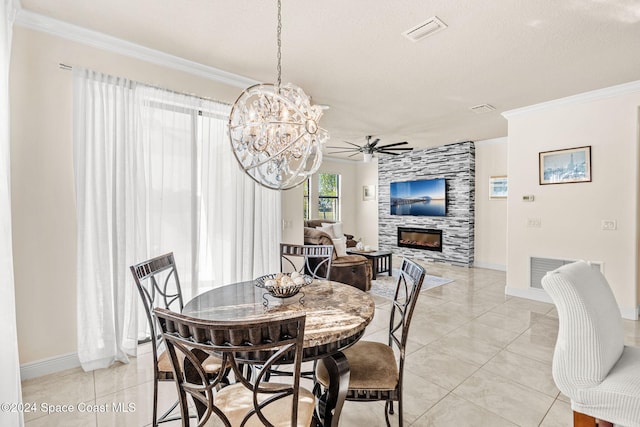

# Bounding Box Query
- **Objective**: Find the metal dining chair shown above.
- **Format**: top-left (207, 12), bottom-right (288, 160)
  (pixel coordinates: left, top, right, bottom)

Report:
top-left (315, 257), bottom-right (426, 427)
top-left (130, 252), bottom-right (224, 427)
top-left (280, 243), bottom-right (333, 280)
top-left (153, 307), bottom-right (315, 427)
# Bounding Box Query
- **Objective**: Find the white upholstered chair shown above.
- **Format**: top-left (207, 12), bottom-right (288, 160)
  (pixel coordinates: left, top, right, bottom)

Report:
top-left (541, 260), bottom-right (640, 427)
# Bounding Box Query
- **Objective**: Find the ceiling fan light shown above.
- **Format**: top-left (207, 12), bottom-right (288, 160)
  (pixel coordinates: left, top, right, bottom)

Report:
top-left (363, 153), bottom-right (373, 163)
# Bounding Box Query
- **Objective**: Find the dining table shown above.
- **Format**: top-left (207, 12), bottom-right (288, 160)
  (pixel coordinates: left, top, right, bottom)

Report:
top-left (182, 278), bottom-right (376, 427)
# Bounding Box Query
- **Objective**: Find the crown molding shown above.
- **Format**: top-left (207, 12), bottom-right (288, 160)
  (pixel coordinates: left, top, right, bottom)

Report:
top-left (502, 79), bottom-right (640, 119)
top-left (14, 8), bottom-right (259, 89)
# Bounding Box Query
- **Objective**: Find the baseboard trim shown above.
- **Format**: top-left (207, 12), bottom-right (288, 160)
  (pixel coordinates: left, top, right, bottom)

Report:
top-left (473, 261), bottom-right (507, 271)
top-left (505, 286), bottom-right (553, 304)
top-left (620, 306), bottom-right (639, 321)
top-left (20, 352), bottom-right (81, 381)
top-left (506, 287), bottom-right (639, 320)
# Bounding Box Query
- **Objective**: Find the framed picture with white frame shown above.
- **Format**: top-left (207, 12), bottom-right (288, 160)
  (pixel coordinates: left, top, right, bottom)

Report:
top-left (489, 176), bottom-right (508, 199)
top-left (363, 185), bottom-right (376, 201)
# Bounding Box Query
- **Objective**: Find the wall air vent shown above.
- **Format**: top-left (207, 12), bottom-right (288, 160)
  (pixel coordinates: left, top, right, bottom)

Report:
top-left (402, 16), bottom-right (447, 42)
top-left (470, 104), bottom-right (496, 114)
top-left (530, 257), bottom-right (602, 289)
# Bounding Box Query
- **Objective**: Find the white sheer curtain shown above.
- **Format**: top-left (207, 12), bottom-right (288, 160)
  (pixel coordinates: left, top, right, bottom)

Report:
top-left (73, 69), bottom-right (141, 370)
top-left (74, 69), bottom-right (281, 370)
top-left (1, 0), bottom-right (23, 426)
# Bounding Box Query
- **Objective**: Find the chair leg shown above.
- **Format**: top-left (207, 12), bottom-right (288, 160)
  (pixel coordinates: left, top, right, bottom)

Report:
top-left (573, 411), bottom-right (597, 427)
top-left (152, 379), bottom-right (159, 427)
top-left (384, 401), bottom-right (392, 427)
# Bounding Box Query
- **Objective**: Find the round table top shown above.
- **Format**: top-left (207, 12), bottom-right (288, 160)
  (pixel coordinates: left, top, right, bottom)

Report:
top-left (183, 279), bottom-right (375, 349)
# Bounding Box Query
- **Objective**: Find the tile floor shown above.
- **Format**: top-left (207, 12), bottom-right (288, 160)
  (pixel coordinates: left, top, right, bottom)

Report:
top-left (21, 261), bottom-right (640, 426)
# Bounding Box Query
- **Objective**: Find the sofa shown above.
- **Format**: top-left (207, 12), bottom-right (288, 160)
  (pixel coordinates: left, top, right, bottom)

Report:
top-left (303, 227), bottom-right (372, 291)
top-left (304, 219), bottom-right (357, 247)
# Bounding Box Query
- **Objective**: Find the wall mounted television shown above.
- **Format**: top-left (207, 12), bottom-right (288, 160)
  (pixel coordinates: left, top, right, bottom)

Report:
top-left (390, 178), bottom-right (446, 216)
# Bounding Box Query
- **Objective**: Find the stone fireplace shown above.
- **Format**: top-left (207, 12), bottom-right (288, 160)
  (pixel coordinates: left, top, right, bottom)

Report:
top-left (397, 227), bottom-right (442, 252)
top-left (378, 141), bottom-right (475, 266)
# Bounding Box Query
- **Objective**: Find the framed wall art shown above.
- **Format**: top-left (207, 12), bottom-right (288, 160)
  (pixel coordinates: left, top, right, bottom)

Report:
top-left (489, 176), bottom-right (508, 199)
top-left (539, 146), bottom-right (591, 185)
top-left (363, 184), bottom-right (376, 201)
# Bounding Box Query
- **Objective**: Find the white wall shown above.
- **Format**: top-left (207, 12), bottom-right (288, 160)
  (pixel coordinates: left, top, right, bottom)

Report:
top-left (503, 82), bottom-right (640, 319)
top-left (474, 138), bottom-right (508, 270)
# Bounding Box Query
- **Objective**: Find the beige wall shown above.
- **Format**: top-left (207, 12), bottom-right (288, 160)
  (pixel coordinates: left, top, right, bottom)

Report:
top-left (504, 85), bottom-right (640, 319)
top-left (281, 184), bottom-right (304, 245)
top-left (10, 28), bottom-right (242, 365)
top-left (474, 138), bottom-right (508, 270)
top-left (355, 160), bottom-right (379, 249)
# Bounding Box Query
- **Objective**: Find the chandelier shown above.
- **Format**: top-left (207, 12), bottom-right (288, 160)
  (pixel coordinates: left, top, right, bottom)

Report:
top-left (229, 0), bottom-right (329, 190)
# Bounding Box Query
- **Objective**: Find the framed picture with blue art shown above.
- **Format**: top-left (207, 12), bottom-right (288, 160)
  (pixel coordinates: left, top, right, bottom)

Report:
top-left (539, 146), bottom-right (592, 185)
top-left (489, 176), bottom-right (508, 199)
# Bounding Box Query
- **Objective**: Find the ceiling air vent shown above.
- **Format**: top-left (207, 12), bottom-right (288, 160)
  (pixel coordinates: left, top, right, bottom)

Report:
top-left (402, 16), bottom-right (447, 42)
top-left (470, 104), bottom-right (496, 114)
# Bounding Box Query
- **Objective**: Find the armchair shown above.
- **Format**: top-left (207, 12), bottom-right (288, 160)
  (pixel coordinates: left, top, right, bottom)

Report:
top-left (304, 227), bottom-right (372, 291)
top-left (304, 219), bottom-right (357, 247)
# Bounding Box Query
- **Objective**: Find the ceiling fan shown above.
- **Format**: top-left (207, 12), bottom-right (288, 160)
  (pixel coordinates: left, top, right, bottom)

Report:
top-left (327, 135), bottom-right (413, 162)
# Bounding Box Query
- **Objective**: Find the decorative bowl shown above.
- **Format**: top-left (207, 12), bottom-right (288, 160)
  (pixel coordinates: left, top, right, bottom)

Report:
top-left (254, 273), bottom-right (313, 298)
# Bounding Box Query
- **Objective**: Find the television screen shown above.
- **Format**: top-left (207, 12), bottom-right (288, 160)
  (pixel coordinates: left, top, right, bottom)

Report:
top-left (390, 178), bottom-right (446, 216)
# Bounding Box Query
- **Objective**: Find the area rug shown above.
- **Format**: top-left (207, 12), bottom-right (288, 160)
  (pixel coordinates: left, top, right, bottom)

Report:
top-left (369, 270), bottom-right (454, 300)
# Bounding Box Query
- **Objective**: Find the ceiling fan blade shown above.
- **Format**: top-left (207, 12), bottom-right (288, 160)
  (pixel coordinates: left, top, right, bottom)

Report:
top-left (348, 152), bottom-right (361, 158)
top-left (369, 138), bottom-right (380, 148)
top-left (376, 141), bottom-right (409, 149)
top-left (328, 149), bottom-right (362, 154)
top-left (342, 140), bottom-right (362, 148)
top-left (377, 151), bottom-right (401, 155)
top-left (327, 145), bottom-right (359, 150)
top-left (376, 147), bottom-right (413, 151)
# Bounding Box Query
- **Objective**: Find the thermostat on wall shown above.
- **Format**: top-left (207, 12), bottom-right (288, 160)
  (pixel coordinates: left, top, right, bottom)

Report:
top-left (522, 195), bottom-right (535, 202)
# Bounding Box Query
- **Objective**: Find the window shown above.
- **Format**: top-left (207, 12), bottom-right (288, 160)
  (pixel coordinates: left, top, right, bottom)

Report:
top-left (303, 178), bottom-right (310, 220)
top-left (318, 173), bottom-right (340, 221)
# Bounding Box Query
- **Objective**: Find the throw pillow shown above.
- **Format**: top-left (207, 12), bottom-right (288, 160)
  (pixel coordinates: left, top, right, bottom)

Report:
top-left (332, 237), bottom-right (348, 257)
top-left (316, 225), bottom-right (335, 238)
top-left (323, 221), bottom-right (344, 239)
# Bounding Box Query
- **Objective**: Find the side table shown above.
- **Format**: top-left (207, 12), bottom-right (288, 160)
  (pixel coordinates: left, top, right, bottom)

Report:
top-left (346, 249), bottom-right (392, 280)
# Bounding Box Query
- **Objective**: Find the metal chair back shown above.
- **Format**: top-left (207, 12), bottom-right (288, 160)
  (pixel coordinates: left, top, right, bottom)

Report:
top-left (130, 252), bottom-right (184, 426)
top-left (280, 243), bottom-right (333, 280)
top-left (154, 308), bottom-right (309, 427)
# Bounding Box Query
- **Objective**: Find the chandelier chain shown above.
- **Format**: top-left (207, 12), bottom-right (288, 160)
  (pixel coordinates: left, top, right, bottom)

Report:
top-left (229, 0), bottom-right (328, 190)
top-left (276, 0), bottom-right (282, 88)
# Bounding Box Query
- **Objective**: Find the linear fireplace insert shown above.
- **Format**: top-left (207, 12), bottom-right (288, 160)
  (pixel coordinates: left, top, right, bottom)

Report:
top-left (397, 227), bottom-right (442, 252)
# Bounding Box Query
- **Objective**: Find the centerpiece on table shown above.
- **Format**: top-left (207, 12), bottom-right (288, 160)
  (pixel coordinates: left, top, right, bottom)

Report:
top-left (255, 271), bottom-right (313, 304)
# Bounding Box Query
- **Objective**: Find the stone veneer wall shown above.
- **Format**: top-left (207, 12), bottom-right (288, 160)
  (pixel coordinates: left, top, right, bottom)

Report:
top-left (378, 141), bottom-right (475, 266)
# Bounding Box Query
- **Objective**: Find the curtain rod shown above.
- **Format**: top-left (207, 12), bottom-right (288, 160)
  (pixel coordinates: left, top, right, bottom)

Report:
top-left (58, 63), bottom-right (232, 107)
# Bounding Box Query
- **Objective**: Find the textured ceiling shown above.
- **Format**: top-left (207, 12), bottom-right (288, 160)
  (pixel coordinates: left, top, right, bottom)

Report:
top-left (19, 0), bottom-right (640, 160)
